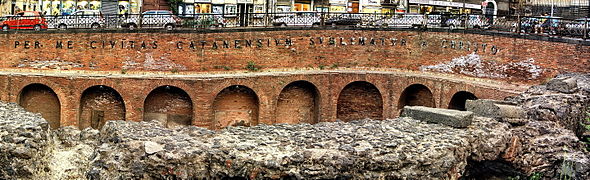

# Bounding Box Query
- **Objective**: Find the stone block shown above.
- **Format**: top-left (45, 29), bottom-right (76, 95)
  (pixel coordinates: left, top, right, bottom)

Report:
top-left (547, 77), bottom-right (578, 93)
top-left (466, 99), bottom-right (526, 120)
top-left (401, 106), bottom-right (473, 128)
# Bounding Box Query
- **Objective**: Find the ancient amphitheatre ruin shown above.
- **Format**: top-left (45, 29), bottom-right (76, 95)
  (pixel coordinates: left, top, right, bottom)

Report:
top-left (1, 27), bottom-right (590, 179)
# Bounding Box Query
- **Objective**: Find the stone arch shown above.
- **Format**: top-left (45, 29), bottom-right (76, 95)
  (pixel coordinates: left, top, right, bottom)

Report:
top-left (213, 85), bottom-right (259, 129)
top-left (78, 85), bottom-right (126, 129)
top-left (276, 80), bottom-right (320, 124)
top-left (337, 81), bottom-right (383, 122)
top-left (398, 84), bottom-right (435, 110)
top-left (143, 85), bottom-right (193, 128)
top-left (448, 91), bottom-right (478, 111)
top-left (18, 83), bottom-right (61, 129)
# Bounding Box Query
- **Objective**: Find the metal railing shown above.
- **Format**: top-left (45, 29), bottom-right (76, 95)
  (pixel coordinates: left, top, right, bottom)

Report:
top-left (1, 12), bottom-right (589, 39)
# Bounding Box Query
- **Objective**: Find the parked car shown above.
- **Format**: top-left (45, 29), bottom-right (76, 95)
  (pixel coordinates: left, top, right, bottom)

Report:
top-left (272, 12), bottom-right (321, 27)
top-left (272, 11), bottom-right (320, 27)
top-left (185, 14), bottom-right (226, 28)
top-left (446, 15), bottom-right (490, 29)
top-left (372, 14), bottom-right (441, 28)
top-left (55, 10), bottom-right (104, 30)
top-left (512, 17), bottom-right (536, 33)
top-left (512, 16), bottom-right (562, 34)
top-left (325, 14), bottom-right (363, 26)
top-left (372, 14), bottom-right (424, 28)
top-left (1, 11), bottom-right (48, 31)
top-left (121, 10), bottom-right (181, 30)
top-left (563, 18), bottom-right (589, 37)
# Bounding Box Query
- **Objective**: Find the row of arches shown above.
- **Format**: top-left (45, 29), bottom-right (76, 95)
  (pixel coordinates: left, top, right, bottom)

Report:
top-left (17, 81), bottom-right (478, 130)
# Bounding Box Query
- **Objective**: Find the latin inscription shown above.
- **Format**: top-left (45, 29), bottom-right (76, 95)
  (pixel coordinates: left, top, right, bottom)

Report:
top-left (9, 37), bottom-right (500, 55)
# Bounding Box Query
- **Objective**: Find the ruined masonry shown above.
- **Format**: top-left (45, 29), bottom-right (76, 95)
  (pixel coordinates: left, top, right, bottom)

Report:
top-left (1, 74), bottom-right (589, 179)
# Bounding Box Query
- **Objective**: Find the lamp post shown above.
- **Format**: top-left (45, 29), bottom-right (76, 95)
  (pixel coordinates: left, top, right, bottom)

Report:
top-left (550, 0), bottom-right (554, 17)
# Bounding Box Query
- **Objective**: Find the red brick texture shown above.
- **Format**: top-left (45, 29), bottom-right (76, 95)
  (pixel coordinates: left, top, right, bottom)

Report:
top-left (276, 81), bottom-right (319, 125)
top-left (0, 72), bottom-right (521, 129)
top-left (2, 29), bottom-right (559, 129)
top-left (143, 86), bottom-right (193, 128)
top-left (397, 84), bottom-right (436, 111)
top-left (337, 81), bottom-right (383, 122)
top-left (79, 86), bottom-right (125, 129)
top-left (213, 85), bottom-right (259, 129)
top-left (18, 83), bottom-right (61, 129)
top-left (1, 30), bottom-right (589, 83)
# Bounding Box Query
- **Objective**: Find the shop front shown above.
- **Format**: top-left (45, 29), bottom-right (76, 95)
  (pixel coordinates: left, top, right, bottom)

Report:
top-left (346, 0), bottom-right (359, 13)
top-left (237, 0), bottom-right (252, 26)
top-left (360, 0), bottom-right (380, 13)
top-left (329, 0), bottom-right (346, 12)
top-left (408, 0), bottom-right (482, 14)
top-left (294, 0), bottom-right (311, 11)
top-left (275, 0), bottom-right (291, 12)
top-left (314, 0), bottom-right (329, 12)
top-left (9, 0), bottom-right (41, 15)
top-left (253, 0), bottom-right (264, 13)
top-left (195, 0), bottom-right (212, 13)
top-left (211, 0), bottom-right (223, 14)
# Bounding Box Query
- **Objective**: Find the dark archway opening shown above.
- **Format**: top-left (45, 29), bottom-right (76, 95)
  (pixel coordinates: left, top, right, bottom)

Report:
top-left (398, 84), bottom-right (435, 111)
top-left (79, 85), bottom-right (126, 129)
top-left (144, 86), bottom-right (193, 128)
top-left (462, 160), bottom-right (525, 180)
top-left (276, 81), bottom-right (320, 124)
top-left (337, 81), bottom-right (383, 122)
top-left (448, 91), bottom-right (478, 111)
top-left (213, 85), bottom-right (259, 129)
top-left (19, 83), bottom-right (61, 129)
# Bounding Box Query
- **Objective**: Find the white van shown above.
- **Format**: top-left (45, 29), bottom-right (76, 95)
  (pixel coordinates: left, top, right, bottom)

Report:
top-left (272, 12), bottom-right (321, 27)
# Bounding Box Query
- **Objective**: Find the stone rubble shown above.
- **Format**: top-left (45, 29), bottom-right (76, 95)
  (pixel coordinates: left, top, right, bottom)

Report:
top-left (420, 53), bottom-right (544, 81)
top-left (509, 73), bottom-right (590, 136)
top-left (1, 73), bottom-right (590, 179)
top-left (16, 60), bottom-right (85, 70)
top-left (401, 106), bottom-right (473, 128)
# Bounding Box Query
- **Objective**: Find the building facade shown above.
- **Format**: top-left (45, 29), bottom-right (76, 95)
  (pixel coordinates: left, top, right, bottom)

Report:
top-left (0, 0), bottom-right (142, 16)
top-left (3, 0), bottom-right (585, 17)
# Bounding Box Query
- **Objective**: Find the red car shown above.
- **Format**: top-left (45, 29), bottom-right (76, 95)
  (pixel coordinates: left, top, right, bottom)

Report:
top-left (1, 11), bottom-right (48, 31)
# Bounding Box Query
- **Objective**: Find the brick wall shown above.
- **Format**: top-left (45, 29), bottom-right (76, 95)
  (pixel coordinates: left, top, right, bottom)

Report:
top-left (1, 29), bottom-right (559, 129)
top-left (213, 85), bottom-right (259, 129)
top-left (143, 86), bottom-right (193, 128)
top-left (337, 81), bottom-right (383, 122)
top-left (79, 86), bottom-right (125, 129)
top-left (448, 91), bottom-right (478, 111)
top-left (1, 30), bottom-right (589, 83)
top-left (397, 84), bottom-right (436, 112)
top-left (18, 83), bottom-right (61, 129)
top-left (276, 81), bottom-right (319, 124)
top-left (0, 71), bottom-right (522, 130)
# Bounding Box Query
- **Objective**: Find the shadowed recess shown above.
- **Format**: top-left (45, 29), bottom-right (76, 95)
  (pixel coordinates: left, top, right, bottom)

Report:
top-left (79, 85), bottom-right (126, 129)
top-left (337, 81), bottom-right (383, 122)
top-left (19, 83), bottom-right (61, 129)
top-left (213, 85), bottom-right (260, 129)
top-left (144, 85), bottom-right (193, 128)
top-left (276, 80), bottom-right (320, 124)
top-left (398, 84), bottom-right (435, 110)
top-left (448, 91), bottom-right (478, 111)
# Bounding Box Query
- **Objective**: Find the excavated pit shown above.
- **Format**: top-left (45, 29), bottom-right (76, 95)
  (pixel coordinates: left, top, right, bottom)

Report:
top-left (1, 73), bottom-right (590, 179)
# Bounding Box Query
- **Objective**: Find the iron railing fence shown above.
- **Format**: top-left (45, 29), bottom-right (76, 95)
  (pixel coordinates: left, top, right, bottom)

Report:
top-left (1, 12), bottom-right (589, 39)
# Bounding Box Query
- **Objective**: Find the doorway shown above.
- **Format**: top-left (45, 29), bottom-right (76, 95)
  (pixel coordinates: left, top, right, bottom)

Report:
top-left (347, 0), bottom-right (359, 13)
top-left (238, 4), bottom-right (253, 27)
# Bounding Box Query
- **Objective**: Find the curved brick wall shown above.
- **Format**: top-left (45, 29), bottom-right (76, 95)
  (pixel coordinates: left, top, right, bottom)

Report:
top-left (79, 85), bottom-right (125, 129)
top-left (18, 83), bottom-right (61, 129)
top-left (276, 81), bottom-right (319, 124)
top-left (3, 29), bottom-right (585, 129)
top-left (1, 29), bottom-right (589, 83)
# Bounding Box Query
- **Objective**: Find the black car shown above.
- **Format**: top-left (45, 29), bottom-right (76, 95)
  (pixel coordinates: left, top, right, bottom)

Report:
top-left (326, 14), bottom-right (363, 26)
